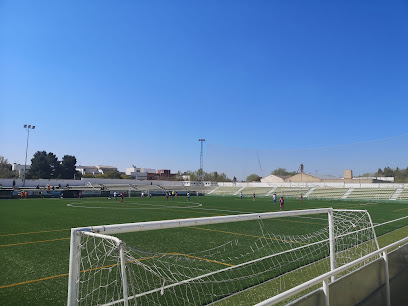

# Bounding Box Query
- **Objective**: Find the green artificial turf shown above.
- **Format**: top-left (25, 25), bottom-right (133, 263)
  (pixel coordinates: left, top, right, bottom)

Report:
top-left (0, 196), bottom-right (407, 305)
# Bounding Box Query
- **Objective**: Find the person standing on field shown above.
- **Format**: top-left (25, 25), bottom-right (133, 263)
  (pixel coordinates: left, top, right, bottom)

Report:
top-left (273, 193), bottom-right (277, 203)
top-left (187, 192), bottom-right (190, 201)
top-left (279, 197), bottom-right (284, 210)
top-left (240, 192), bottom-right (243, 200)
top-left (300, 194), bottom-right (303, 203)
top-left (253, 193), bottom-right (255, 201)
top-left (114, 191), bottom-right (117, 200)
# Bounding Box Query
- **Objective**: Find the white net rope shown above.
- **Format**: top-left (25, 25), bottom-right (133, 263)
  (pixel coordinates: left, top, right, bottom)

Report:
top-left (75, 210), bottom-right (378, 305)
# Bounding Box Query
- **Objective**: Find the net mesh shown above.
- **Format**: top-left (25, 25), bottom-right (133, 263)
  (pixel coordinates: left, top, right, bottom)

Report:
top-left (74, 210), bottom-right (378, 305)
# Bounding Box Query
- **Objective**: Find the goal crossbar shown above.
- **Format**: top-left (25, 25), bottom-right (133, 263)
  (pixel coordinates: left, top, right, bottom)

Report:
top-left (71, 208), bottom-right (333, 235)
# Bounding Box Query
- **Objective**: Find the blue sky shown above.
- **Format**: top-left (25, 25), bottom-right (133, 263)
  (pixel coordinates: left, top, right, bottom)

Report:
top-left (1, 1), bottom-right (407, 180)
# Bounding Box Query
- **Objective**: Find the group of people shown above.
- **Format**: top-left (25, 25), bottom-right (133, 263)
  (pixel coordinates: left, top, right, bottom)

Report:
top-left (165, 191), bottom-right (178, 200)
top-left (238, 192), bottom-right (304, 211)
top-left (109, 191), bottom-right (126, 203)
top-left (166, 191), bottom-right (199, 201)
top-left (106, 191), bottom-right (200, 202)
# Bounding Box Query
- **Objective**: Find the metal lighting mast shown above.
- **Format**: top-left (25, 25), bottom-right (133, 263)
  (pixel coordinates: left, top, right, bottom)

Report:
top-left (198, 139), bottom-right (205, 182)
top-left (23, 124), bottom-right (36, 187)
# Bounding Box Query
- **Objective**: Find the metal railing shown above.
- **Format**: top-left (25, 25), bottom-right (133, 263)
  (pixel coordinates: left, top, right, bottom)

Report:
top-left (256, 236), bottom-right (408, 306)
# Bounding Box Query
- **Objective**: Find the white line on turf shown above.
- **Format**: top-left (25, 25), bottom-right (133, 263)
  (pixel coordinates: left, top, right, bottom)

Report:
top-left (67, 202), bottom-right (202, 209)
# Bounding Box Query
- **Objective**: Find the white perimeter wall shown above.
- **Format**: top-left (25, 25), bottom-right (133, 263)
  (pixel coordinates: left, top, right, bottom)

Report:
top-left (1, 178), bottom-right (408, 189)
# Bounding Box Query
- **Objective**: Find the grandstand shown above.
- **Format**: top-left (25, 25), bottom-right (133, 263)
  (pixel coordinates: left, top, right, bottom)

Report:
top-left (211, 186), bottom-right (242, 195)
top-left (396, 187), bottom-right (408, 200)
top-left (240, 186), bottom-right (273, 195)
top-left (308, 187), bottom-right (349, 199)
top-left (273, 187), bottom-right (311, 197)
top-left (346, 187), bottom-right (397, 200)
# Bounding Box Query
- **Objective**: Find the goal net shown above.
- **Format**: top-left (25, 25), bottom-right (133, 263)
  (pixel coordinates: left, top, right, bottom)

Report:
top-left (67, 208), bottom-right (378, 305)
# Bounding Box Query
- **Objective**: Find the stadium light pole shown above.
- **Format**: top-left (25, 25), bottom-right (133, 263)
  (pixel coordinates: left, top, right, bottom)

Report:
top-left (198, 139), bottom-right (205, 183)
top-left (23, 124), bottom-right (35, 187)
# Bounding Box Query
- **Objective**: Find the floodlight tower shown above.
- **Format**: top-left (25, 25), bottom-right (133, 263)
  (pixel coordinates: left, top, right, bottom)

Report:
top-left (23, 124), bottom-right (36, 187)
top-left (198, 139), bottom-right (205, 182)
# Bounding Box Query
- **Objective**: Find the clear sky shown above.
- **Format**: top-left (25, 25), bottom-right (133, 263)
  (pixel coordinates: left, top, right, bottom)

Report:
top-left (1, 1), bottom-right (407, 180)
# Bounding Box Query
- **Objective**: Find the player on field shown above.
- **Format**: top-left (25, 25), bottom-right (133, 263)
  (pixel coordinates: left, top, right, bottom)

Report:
top-left (273, 193), bottom-right (277, 203)
top-left (253, 193), bottom-right (255, 201)
top-left (279, 197), bottom-right (284, 210)
top-left (187, 192), bottom-right (190, 201)
top-left (300, 194), bottom-right (303, 203)
top-left (165, 192), bottom-right (169, 201)
top-left (114, 191), bottom-right (117, 200)
top-left (240, 192), bottom-right (243, 200)
top-left (196, 191), bottom-right (199, 199)
top-left (120, 192), bottom-right (124, 203)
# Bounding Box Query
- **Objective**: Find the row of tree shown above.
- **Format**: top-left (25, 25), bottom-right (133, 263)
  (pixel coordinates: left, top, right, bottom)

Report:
top-left (362, 166), bottom-right (408, 183)
top-left (175, 170), bottom-right (234, 182)
top-left (27, 151), bottom-right (78, 179)
top-left (0, 156), bottom-right (15, 178)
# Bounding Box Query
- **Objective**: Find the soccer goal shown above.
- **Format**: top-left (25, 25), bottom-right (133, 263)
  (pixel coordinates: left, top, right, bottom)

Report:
top-left (67, 208), bottom-right (379, 306)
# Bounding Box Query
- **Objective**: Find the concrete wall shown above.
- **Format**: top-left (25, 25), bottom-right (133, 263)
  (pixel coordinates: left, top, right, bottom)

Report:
top-left (1, 178), bottom-right (408, 190)
top-left (292, 243), bottom-right (408, 306)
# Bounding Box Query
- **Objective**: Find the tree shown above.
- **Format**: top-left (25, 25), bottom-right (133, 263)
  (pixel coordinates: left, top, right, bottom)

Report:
top-left (272, 168), bottom-right (296, 177)
top-left (96, 171), bottom-right (122, 179)
top-left (246, 174), bottom-right (261, 182)
top-left (0, 156), bottom-right (14, 178)
top-left (27, 151), bottom-right (52, 179)
top-left (59, 155), bottom-right (78, 179)
top-left (383, 167), bottom-right (394, 177)
top-left (27, 151), bottom-right (60, 179)
top-left (82, 173), bottom-right (95, 178)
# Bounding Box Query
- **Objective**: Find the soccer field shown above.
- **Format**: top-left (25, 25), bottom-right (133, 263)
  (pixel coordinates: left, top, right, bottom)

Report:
top-left (1, 196), bottom-right (408, 305)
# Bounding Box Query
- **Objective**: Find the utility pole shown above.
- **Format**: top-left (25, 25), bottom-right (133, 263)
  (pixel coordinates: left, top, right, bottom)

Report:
top-left (198, 139), bottom-right (205, 183)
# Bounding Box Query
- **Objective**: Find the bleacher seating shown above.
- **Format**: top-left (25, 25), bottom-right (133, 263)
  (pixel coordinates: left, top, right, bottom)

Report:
top-left (346, 188), bottom-right (396, 199)
top-left (396, 188), bottom-right (408, 200)
top-left (211, 186), bottom-right (241, 195)
top-left (134, 185), bottom-right (164, 192)
top-left (241, 187), bottom-right (273, 195)
top-left (274, 187), bottom-right (311, 198)
top-left (397, 188), bottom-right (408, 200)
top-left (309, 187), bottom-right (349, 199)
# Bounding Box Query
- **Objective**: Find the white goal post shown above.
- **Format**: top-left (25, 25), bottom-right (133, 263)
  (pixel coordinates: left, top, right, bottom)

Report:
top-left (67, 208), bottom-right (379, 306)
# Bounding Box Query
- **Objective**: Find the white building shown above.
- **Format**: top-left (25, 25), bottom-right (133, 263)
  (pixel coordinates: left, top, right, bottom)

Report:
top-left (96, 165), bottom-right (118, 174)
top-left (76, 165), bottom-right (118, 175)
top-left (260, 174), bottom-right (285, 183)
top-left (76, 166), bottom-right (99, 175)
top-left (12, 163), bottom-right (30, 178)
top-left (125, 166), bottom-right (155, 180)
